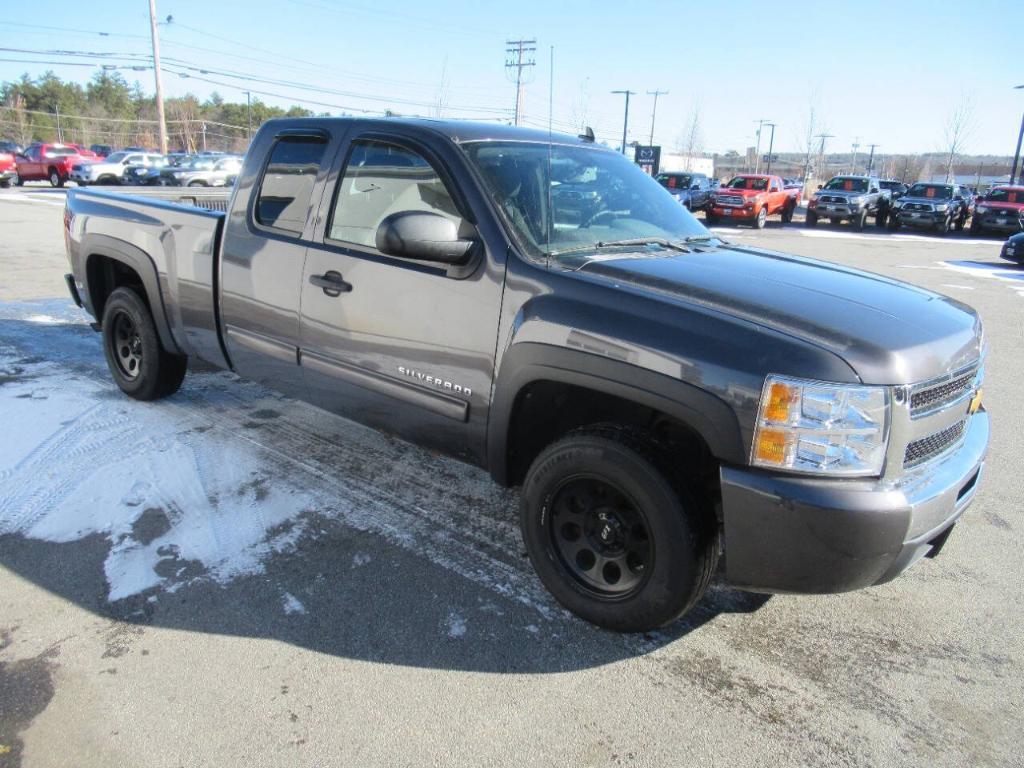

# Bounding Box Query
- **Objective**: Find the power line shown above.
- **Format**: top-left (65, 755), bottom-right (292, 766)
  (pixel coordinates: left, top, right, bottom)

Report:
top-left (505, 39), bottom-right (536, 126)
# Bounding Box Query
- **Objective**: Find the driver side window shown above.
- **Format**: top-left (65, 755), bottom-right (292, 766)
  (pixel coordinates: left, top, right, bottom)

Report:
top-left (328, 140), bottom-right (464, 250)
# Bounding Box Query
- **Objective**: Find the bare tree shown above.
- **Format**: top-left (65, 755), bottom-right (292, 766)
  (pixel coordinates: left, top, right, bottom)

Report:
top-left (943, 93), bottom-right (975, 183)
top-left (676, 99), bottom-right (703, 171)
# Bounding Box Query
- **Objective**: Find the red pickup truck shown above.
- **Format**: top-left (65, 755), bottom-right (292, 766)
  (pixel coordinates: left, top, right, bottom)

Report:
top-left (706, 174), bottom-right (800, 229)
top-left (15, 143), bottom-right (88, 187)
top-left (0, 150), bottom-right (16, 187)
top-left (970, 186), bottom-right (1024, 235)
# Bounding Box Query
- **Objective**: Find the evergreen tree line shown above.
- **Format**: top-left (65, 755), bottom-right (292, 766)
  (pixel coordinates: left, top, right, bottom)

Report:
top-left (1, 71), bottom-right (316, 153)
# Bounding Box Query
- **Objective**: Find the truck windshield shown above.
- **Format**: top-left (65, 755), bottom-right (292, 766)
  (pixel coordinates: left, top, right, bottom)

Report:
top-left (907, 184), bottom-right (953, 199)
top-left (985, 188), bottom-right (1024, 204)
top-left (824, 177), bottom-right (869, 192)
top-left (465, 141), bottom-right (707, 260)
top-left (725, 177), bottom-right (768, 190)
top-left (656, 173), bottom-right (692, 190)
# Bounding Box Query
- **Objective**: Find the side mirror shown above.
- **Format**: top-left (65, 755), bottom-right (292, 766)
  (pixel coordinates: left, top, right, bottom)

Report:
top-left (376, 211), bottom-right (474, 264)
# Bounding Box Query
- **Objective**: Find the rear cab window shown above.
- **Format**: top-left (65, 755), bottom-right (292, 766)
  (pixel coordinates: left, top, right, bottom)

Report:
top-left (255, 135), bottom-right (329, 235)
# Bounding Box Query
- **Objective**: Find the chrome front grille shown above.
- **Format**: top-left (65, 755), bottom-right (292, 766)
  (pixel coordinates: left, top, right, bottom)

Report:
top-left (910, 364), bottom-right (979, 418)
top-left (820, 195), bottom-right (846, 203)
top-left (717, 195), bottom-right (744, 207)
top-left (902, 202), bottom-right (934, 212)
top-left (905, 420), bottom-right (966, 467)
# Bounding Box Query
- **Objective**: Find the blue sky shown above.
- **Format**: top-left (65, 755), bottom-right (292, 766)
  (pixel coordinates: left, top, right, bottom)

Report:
top-left (1, 0), bottom-right (1020, 156)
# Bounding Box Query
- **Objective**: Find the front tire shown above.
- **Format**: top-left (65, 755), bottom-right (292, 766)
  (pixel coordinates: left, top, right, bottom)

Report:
top-left (937, 216), bottom-right (951, 236)
top-left (970, 219), bottom-right (982, 235)
top-left (520, 425), bottom-right (717, 632)
top-left (853, 209), bottom-right (867, 231)
top-left (101, 287), bottom-right (187, 401)
top-left (753, 206), bottom-right (767, 229)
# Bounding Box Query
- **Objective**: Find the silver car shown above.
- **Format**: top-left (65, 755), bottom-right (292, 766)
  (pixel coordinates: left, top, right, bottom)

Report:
top-left (169, 156), bottom-right (243, 187)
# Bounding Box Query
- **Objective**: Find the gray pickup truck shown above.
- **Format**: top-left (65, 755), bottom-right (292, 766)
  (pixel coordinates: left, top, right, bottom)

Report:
top-left (63, 118), bottom-right (989, 632)
top-left (806, 175), bottom-right (891, 229)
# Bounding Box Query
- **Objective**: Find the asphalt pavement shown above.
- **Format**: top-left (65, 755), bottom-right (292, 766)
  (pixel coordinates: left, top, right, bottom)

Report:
top-left (0, 185), bottom-right (1021, 768)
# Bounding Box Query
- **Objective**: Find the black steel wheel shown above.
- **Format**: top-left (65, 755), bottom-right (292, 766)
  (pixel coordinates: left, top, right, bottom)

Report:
top-left (521, 425), bottom-right (717, 632)
top-left (101, 286), bottom-right (187, 400)
top-left (547, 476), bottom-right (653, 597)
top-left (111, 309), bottom-right (143, 380)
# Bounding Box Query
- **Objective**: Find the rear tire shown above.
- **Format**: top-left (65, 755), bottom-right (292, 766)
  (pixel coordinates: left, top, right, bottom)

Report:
top-left (781, 199), bottom-right (795, 224)
top-left (888, 213), bottom-right (900, 231)
top-left (805, 211), bottom-right (818, 227)
top-left (101, 287), bottom-right (187, 401)
top-left (970, 219), bottom-right (982, 235)
top-left (705, 211), bottom-right (718, 226)
top-left (48, 168), bottom-right (64, 188)
top-left (520, 425), bottom-right (717, 633)
top-left (955, 212), bottom-right (966, 232)
top-left (875, 207), bottom-right (888, 228)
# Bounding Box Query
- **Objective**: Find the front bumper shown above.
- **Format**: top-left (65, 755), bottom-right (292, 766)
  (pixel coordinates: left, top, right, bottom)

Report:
top-left (710, 205), bottom-right (756, 220)
top-left (810, 202), bottom-right (862, 220)
top-left (69, 171), bottom-right (96, 184)
top-left (893, 210), bottom-right (946, 227)
top-left (976, 213), bottom-right (1023, 233)
top-left (1001, 242), bottom-right (1023, 264)
top-left (720, 408), bottom-right (989, 594)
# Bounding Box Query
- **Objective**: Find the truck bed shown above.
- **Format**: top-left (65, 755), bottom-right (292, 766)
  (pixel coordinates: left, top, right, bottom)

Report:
top-left (64, 187), bottom-right (231, 370)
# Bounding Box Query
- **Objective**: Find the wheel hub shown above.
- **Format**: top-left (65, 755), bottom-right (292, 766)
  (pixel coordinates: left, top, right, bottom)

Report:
top-left (549, 477), bottom-right (652, 597)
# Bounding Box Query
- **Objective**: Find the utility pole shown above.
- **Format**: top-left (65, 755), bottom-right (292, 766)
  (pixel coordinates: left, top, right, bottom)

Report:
top-left (148, 0), bottom-right (168, 154)
top-left (866, 143), bottom-right (880, 175)
top-left (646, 89), bottom-right (668, 146)
top-left (245, 91), bottom-right (252, 140)
top-left (611, 90), bottom-right (636, 155)
top-left (764, 123), bottom-right (777, 175)
top-left (753, 119), bottom-right (770, 173)
top-left (54, 103), bottom-right (62, 143)
top-left (201, 122), bottom-right (207, 152)
top-left (1010, 86), bottom-right (1024, 185)
top-left (505, 39), bottom-right (536, 126)
top-left (850, 138), bottom-right (860, 174)
top-left (814, 133), bottom-right (834, 179)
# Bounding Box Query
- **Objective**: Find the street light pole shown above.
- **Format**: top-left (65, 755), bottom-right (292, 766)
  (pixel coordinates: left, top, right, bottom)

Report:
top-left (814, 133), bottom-right (834, 179)
top-left (646, 89), bottom-right (667, 147)
top-left (764, 123), bottom-right (776, 175)
top-left (612, 90), bottom-right (636, 155)
top-left (245, 91), bottom-right (252, 141)
top-left (1010, 85), bottom-right (1024, 185)
top-left (753, 119), bottom-right (770, 173)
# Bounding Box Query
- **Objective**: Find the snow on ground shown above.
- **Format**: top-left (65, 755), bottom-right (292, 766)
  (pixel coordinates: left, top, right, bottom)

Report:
top-left (0, 299), bottom-right (552, 621)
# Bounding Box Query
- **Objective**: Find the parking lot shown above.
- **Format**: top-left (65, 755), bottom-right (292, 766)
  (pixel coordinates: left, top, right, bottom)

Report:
top-left (1, 185), bottom-right (1022, 767)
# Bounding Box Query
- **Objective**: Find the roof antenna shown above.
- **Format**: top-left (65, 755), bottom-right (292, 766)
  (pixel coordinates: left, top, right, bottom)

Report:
top-left (578, 126), bottom-right (595, 143)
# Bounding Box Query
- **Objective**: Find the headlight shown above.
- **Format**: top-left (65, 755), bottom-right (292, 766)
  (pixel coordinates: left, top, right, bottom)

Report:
top-left (751, 375), bottom-right (890, 477)
top-left (934, 204), bottom-right (949, 212)
top-left (848, 196), bottom-right (866, 206)
top-left (976, 205), bottom-right (988, 214)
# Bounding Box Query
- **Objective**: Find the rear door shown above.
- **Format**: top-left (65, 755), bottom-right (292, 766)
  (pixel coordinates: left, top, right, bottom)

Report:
top-left (20, 145), bottom-right (41, 179)
top-left (219, 128), bottom-right (338, 399)
top-left (298, 132), bottom-right (505, 463)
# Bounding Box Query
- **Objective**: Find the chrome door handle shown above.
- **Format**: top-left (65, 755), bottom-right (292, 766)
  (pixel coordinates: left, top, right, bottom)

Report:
top-left (309, 271), bottom-right (352, 297)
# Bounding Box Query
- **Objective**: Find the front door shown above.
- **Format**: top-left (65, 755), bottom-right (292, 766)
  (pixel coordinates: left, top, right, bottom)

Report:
top-left (298, 135), bottom-right (505, 464)
top-left (219, 129), bottom-right (336, 399)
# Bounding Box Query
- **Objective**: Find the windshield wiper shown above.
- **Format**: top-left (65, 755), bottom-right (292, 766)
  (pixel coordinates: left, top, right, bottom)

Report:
top-left (550, 237), bottom-right (692, 256)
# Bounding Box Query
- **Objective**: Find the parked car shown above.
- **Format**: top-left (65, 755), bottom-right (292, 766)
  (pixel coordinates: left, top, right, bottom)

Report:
top-left (67, 144), bottom-right (100, 160)
top-left (15, 143), bottom-right (86, 186)
top-left (123, 158), bottom-right (169, 186)
top-left (654, 172), bottom-right (715, 212)
top-left (806, 175), bottom-right (890, 229)
top-left (970, 186), bottom-right (1024, 235)
top-left (1000, 231), bottom-right (1024, 264)
top-left (166, 155), bottom-right (243, 186)
top-left (89, 144), bottom-right (113, 158)
top-left (63, 117), bottom-right (988, 632)
top-left (888, 182), bottom-right (971, 234)
top-left (70, 151), bottom-right (165, 186)
top-left (0, 140), bottom-right (24, 156)
top-left (782, 177), bottom-right (804, 190)
top-left (705, 174), bottom-right (800, 228)
top-left (0, 150), bottom-right (17, 187)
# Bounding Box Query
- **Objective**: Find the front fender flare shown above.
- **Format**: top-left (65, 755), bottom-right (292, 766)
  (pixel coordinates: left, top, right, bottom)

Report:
top-left (487, 342), bottom-right (745, 485)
